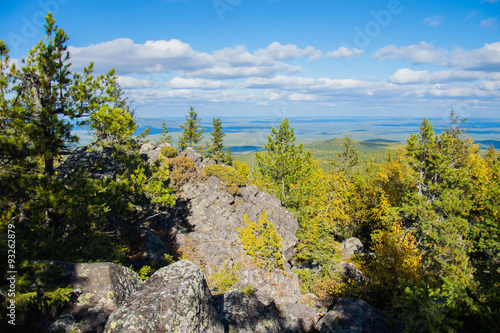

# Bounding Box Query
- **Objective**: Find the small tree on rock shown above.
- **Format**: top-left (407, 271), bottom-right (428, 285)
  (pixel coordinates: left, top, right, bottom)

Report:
top-left (178, 106), bottom-right (204, 151)
top-left (205, 117), bottom-right (226, 163)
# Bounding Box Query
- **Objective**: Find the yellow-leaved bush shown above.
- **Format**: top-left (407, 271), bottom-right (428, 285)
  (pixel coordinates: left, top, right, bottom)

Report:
top-left (370, 222), bottom-right (423, 293)
top-left (237, 210), bottom-right (285, 271)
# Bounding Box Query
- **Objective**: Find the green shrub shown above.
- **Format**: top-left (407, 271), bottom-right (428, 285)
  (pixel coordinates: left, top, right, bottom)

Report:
top-left (160, 145), bottom-right (178, 158)
top-left (205, 164), bottom-right (245, 195)
top-left (206, 261), bottom-right (241, 294)
top-left (241, 284), bottom-right (258, 296)
top-left (233, 160), bottom-right (250, 182)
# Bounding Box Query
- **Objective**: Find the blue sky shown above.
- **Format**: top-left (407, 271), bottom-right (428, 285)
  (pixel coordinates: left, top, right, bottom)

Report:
top-left (1, 0), bottom-right (500, 119)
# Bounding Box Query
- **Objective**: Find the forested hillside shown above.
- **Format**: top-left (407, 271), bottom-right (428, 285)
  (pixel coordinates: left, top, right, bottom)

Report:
top-left (249, 115), bottom-right (500, 332)
top-left (1, 14), bottom-right (499, 333)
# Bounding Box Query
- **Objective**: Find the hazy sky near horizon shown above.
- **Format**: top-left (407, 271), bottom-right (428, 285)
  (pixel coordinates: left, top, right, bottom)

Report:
top-left (1, 0), bottom-right (500, 119)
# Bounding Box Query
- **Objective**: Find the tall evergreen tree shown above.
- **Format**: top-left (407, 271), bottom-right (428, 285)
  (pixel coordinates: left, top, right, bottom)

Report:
top-left (256, 118), bottom-right (313, 209)
top-left (333, 134), bottom-right (359, 173)
top-left (178, 106), bottom-right (204, 151)
top-left (205, 117), bottom-right (227, 163)
top-left (0, 13), bottom-right (175, 264)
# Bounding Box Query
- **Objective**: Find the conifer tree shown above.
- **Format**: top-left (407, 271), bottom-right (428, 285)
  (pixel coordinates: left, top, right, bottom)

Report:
top-left (336, 134), bottom-right (359, 173)
top-left (256, 118), bottom-right (313, 208)
top-left (223, 147), bottom-right (233, 166)
top-left (0, 13), bottom-right (175, 263)
top-left (205, 117), bottom-right (226, 163)
top-left (157, 121), bottom-right (173, 144)
top-left (178, 106), bottom-right (204, 151)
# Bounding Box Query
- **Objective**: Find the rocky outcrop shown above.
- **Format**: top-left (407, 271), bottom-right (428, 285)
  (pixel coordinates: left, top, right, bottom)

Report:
top-left (175, 170), bottom-right (302, 304)
top-left (180, 147), bottom-right (215, 169)
top-left (47, 261), bottom-right (142, 333)
top-left (280, 302), bottom-right (321, 333)
top-left (105, 260), bottom-right (223, 333)
top-left (318, 298), bottom-right (402, 333)
top-left (139, 141), bottom-right (167, 163)
top-left (58, 147), bottom-right (120, 180)
top-left (340, 237), bottom-right (365, 260)
top-left (213, 289), bottom-right (282, 333)
top-left (340, 262), bottom-right (366, 284)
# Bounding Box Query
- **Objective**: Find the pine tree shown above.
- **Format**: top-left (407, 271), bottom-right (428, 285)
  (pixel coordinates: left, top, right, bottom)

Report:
top-left (157, 121), bottom-right (173, 144)
top-left (256, 118), bottom-right (313, 209)
top-left (178, 106), bottom-right (204, 151)
top-left (0, 13), bottom-right (175, 263)
top-left (205, 117), bottom-right (226, 163)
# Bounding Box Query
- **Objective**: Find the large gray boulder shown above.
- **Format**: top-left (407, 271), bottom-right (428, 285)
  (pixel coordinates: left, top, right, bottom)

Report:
top-left (340, 237), bottom-right (365, 260)
top-left (213, 289), bottom-right (282, 333)
top-left (140, 141), bottom-right (165, 163)
top-left (280, 302), bottom-right (320, 332)
top-left (46, 261), bottom-right (142, 333)
top-left (318, 298), bottom-right (402, 333)
top-left (180, 147), bottom-right (215, 169)
top-left (104, 260), bottom-right (223, 333)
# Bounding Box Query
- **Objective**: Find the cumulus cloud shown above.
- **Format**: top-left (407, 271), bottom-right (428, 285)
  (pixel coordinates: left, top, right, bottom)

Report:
top-left (68, 39), bottom-right (321, 80)
top-left (372, 41), bottom-right (448, 65)
top-left (168, 77), bottom-right (234, 89)
top-left (257, 42), bottom-right (322, 60)
top-left (388, 68), bottom-right (500, 84)
top-left (68, 38), bottom-right (209, 74)
top-left (117, 76), bottom-right (165, 88)
top-left (448, 42), bottom-right (500, 71)
top-left (423, 15), bottom-right (444, 26)
top-left (325, 47), bottom-right (364, 59)
top-left (68, 38), bottom-right (500, 113)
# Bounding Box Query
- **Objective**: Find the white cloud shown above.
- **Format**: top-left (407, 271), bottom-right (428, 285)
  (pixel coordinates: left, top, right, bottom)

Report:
top-left (448, 42), bottom-right (500, 71)
top-left (68, 39), bottom-right (318, 79)
top-left (168, 77), bottom-right (234, 89)
top-left (423, 15), bottom-right (444, 27)
top-left (372, 41), bottom-right (448, 65)
top-left (325, 47), bottom-right (364, 59)
top-left (258, 42), bottom-right (322, 60)
top-left (480, 18), bottom-right (499, 28)
top-left (388, 68), bottom-right (500, 84)
top-left (288, 93), bottom-right (320, 101)
top-left (67, 38), bottom-right (500, 115)
top-left (68, 38), bottom-right (210, 74)
top-left (117, 76), bottom-right (165, 88)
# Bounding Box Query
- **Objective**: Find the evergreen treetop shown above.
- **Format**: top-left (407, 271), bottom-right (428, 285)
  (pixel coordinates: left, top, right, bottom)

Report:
top-left (205, 117), bottom-right (227, 163)
top-left (178, 106), bottom-right (204, 151)
top-left (256, 118), bottom-right (313, 208)
top-left (157, 121), bottom-right (173, 144)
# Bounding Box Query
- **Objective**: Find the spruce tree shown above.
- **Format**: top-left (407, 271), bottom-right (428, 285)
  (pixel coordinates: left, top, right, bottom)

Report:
top-left (205, 117), bottom-right (227, 163)
top-left (158, 121), bottom-right (173, 144)
top-left (256, 118), bottom-right (313, 208)
top-left (178, 106), bottom-right (204, 151)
